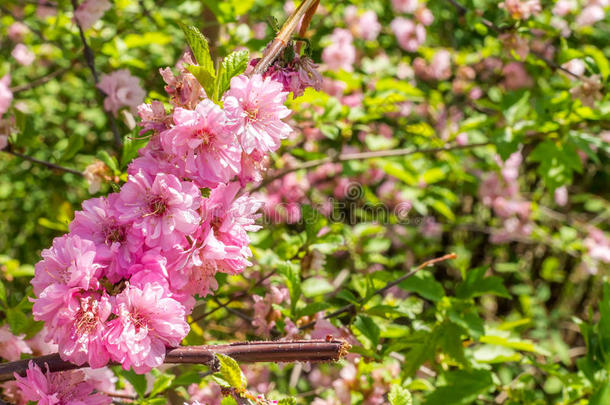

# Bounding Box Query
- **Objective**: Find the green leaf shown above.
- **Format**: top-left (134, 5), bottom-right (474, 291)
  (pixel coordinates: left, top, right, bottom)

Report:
top-left (119, 369), bottom-right (147, 398)
top-left (424, 369), bottom-right (493, 405)
top-left (121, 132), bottom-right (149, 169)
top-left (6, 308), bottom-right (28, 335)
top-left (456, 266), bottom-right (510, 299)
top-left (178, 23), bottom-right (216, 98)
top-left (353, 315), bottom-right (381, 348)
top-left (96, 150), bottom-right (119, 173)
top-left (215, 50), bottom-right (249, 100)
top-left (529, 140), bottom-right (583, 191)
top-left (215, 353), bottom-right (247, 390)
top-left (221, 397), bottom-right (239, 405)
top-left (60, 133), bottom-right (84, 161)
top-left (277, 398), bottom-right (297, 405)
top-left (389, 385), bottom-right (413, 405)
top-left (186, 65), bottom-right (216, 101)
top-left (399, 272), bottom-right (444, 302)
top-left (0, 280), bottom-right (6, 307)
top-left (504, 91), bottom-right (530, 125)
top-left (584, 45), bottom-right (610, 79)
top-left (149, 369), bottom-right (175, 397)
top-left (278, 261), bottom-right (301, 316)
top-left (590, 382), bottom-right (610, 405)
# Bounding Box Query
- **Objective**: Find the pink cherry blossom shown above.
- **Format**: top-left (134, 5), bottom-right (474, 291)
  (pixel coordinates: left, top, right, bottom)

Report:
top-left (33, 286), bottom-right (112, 368)
top-left (160, 54), bottom-right (205, 109)
top-left (117, 171), bottom-right (202, 249)
top-left (576, 5), bottom-right (605, 26)
top-left (345, 7), bottom-right (381, 41)
top-left (97, 70), bottom-right (146, 116)
top-left (8, 22), bottom-right (30, 42)
top-left (252, 286), bottom-right (289, 336)
top-left (137, 100), bottom-right (170, 135)
top-left (391, 17), bottom-right (426, 52)
top-left (12, 43), bottom-right (35, 66)
top-left (502, 62), bottom-right (533, 90)
top-left (223, 74), bottom-right (292, 155)
top-left (554, 186), bottom-right (568, 206)
top-left (14, 361), bottom-right (111, 405)
top-left (32, 234), bottom-right (103, 296)
top-left (392, 0), bottom-right (418, 13)
top-left (73, 0), bottom-right (112, 30)
top-left (105, 282), bottom-right (189, 373)
top-left (499, 0), bottom-right (541, 19)
top-left (0, 75), bottom-right (13, 115)
top-left (160, 99), bottom-right (241, 187)
top-left (70, 195), bottom-right (144, 282)
top-left (321, 28), bottom-right (356, 72)
top-left (0, 324), bottom-right (32, 361)
top-left (584, 227), bottom-right (610, 263)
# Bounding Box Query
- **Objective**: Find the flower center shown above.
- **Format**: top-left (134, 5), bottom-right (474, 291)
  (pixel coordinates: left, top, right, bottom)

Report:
top-left (146, 195), bottom-right (168, 217)
top-left (75, 297), bottom-right (99, 335)
top-left (197, 128), bottom-right (213, 145)
top-left (103, 221), bottom-right (126, 245)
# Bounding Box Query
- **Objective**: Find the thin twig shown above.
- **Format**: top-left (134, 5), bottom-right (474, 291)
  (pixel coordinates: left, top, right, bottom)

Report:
top-left (252, 142), bottom-right (492, 191)
top-left (0, 340), bottom-right (350, 381)
top-left (252, 0), bottom-right (320, 75)
top-left (70, 0), bottom-right (123, 149)
top-left (299, 253), bottom-right (458, 330)
top-left (10, 64), bottom-right (76, 94)
top-left (2, 148), bottom-right (84, 177)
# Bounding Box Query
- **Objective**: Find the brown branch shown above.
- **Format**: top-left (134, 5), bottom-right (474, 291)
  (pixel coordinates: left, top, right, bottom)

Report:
top-left (252, 0), bottom-right (320, 75)
top-left (2, 148), bottom-right (84, 177)
top-left (10, 63), bottom-right (76, 94)
top-left (299, 253), bottom-right (457, 330)
top-left (70, 0), bottom-right (123, 149)
top-left (0, 339), bottom-right (350, 381)
top-left (252, 141), bottom-right (492, 192)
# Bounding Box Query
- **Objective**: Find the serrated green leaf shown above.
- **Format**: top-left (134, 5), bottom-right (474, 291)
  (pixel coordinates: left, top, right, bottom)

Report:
top-left (149, 370), bottom-right (175, 397)
top-left (389, 385), bottom-right (413, 405)
top-left (6, 308), bottom-right (28, 335)
top-left (215, 353), bottom-right (247, 390)
top-left (353, 315), bottom-right (380, 348)
top-left (118, 369), bottom-right (147, 398)
top-left (178, 23), bottom-right (216, 98)
top-left (60, 133), bottom-right (84, 161)
top-left (278, 261), bottom-right (301, 316)
top-left (456, 266), bottom-right (510, 299)
top-left (215, 50), bottom-right (249, 100)
top-left (424, 369), bottom-right (493, 405)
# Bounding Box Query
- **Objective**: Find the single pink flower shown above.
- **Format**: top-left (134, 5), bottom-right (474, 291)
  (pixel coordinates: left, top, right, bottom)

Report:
top-left (224, 74), bottom-right (292, 155)
top-left (391, 17), bottom-right (426, 52)
top-left (73, 0), bottom-right (112, 30)
top-left (137, 100), bottom-right (170, 135)
top-left (0, 74), bottom-right (13, 115)
top-left (12, 44), bottom-right (35, 66)
top-left (321, 28), bottom-right (356, 72)
top-left (69, 195), bottom-right (144, 282)
top-left (0, 324), bottom-right (32, 361)
top-left (117, 171), bottom-right (202, 249)
top-left (97, 70), bottom-right (146, 116)
top-left (8, 22), bottom-right (30, 42)
top-left (576, 5), bottom-right (605, 26)
top-left (502, 62), bottom-right (533, 90)
top-left (105, 282), bottom-right (189, 373)
top-left (499, 0), bottom-right (541, 19)
top-left (32, 234), bottom-right (103, 296)
top-left (160, 99), bottom-right (241, 187)
top-left (392, 0), bottom-right (418, 13)
top-left (14, 361), bottom-right (111, 405)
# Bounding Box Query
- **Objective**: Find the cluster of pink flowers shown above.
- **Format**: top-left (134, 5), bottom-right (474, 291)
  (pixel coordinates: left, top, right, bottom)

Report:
top-left (344, 6), bottom-right (381, 41)
top-left (499, 0), bottom-right (542, 19)
top-left (28, 52), bottom-right (301, 378)
top-left (390, 0), bottom-right (433, 53)
top-left (478, 151), bottom-right (534, 243)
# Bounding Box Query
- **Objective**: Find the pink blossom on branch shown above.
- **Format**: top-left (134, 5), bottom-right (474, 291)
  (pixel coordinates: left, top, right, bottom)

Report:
top-left (73, 0), bottom-right (112, 30)
top-left (117, 171), bottom-right (202, 249)
top-left (0, 324), bottom-right (32, 362)
top-left (391, 17), bottom-right (426, 52)
top-left (0, 74), bottom-right (13, 115)
top-left (224, 74), bottom-right (292, 155)
top-left (160, 99), bottom-right (241, 188)
top-left (14, 361), bottom-right (111, 405)
top-left (321, 28), bottom-right (356, 72)
top-left (97, 69), bottom-right (146, 116)
top-left (11, 44), bottom-right (35, 66)
top-left (105, 282), bottom-right (189, 373)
